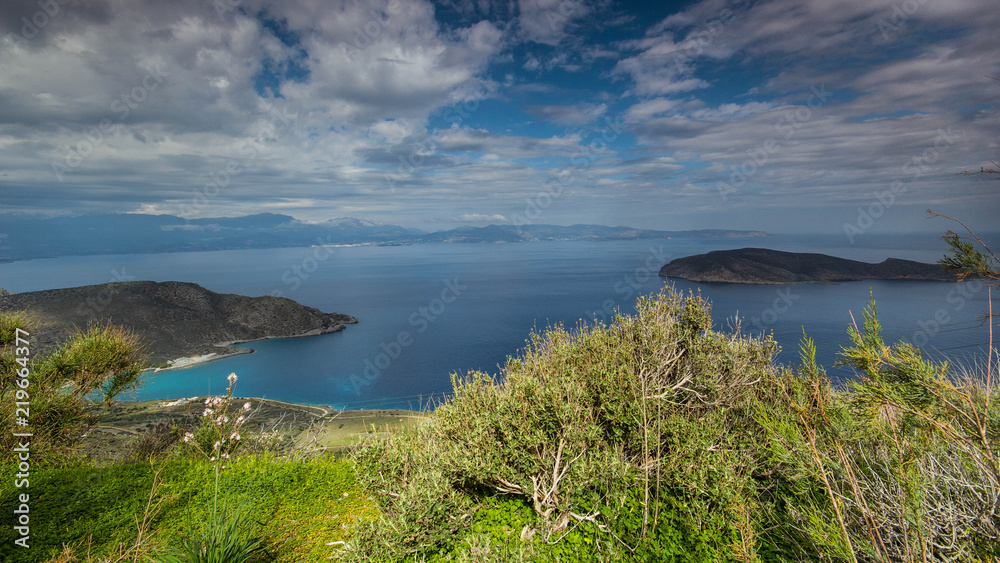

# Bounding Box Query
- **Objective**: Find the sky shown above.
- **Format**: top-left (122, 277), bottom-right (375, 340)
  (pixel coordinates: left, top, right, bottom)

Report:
top-left (0, 0), bottom-right (997, 235)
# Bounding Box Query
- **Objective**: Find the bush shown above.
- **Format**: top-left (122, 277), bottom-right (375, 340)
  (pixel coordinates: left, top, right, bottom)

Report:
top-left (0, 317), bottom-right (146, 461)
top-left (756, 295), bottom-right (1000, 562)
top-left (348, 288), bottom-right (778, 561)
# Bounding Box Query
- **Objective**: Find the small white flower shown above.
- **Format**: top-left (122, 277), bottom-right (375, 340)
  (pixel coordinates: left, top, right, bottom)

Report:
top-left (210, 456), bottom-right (216, 461)
top-left (214, 440), bottom-right (221, 450)
top-left (243, 402), bottom-right (251, 411)
top-left (183, 432), bottom-right (193, 443)
top-left (235, 415), bottom-right (244, 424)
top-left (203, 408), bottom-right (213, 417)
top-left (228, 372), bottom-right (238, 384)
top-left (231, 432), bottom-right (240, 441)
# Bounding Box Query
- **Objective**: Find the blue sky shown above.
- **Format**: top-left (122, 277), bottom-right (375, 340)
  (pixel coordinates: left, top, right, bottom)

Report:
top-left (0, 0), bottom-right (997, 235)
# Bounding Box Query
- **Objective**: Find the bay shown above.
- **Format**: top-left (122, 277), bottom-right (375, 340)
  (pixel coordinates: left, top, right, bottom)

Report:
top-left (0, 235), bottom-right (992, 409)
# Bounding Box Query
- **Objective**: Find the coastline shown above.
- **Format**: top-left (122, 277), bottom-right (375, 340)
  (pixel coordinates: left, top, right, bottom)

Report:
top-left (81, 397), bottom-right (429, 461)
top-left (148, 323), bottom-right (350, 373)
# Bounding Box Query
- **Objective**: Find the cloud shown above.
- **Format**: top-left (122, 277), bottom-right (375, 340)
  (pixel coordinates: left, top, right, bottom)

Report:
top-left (527, 102), bottom-right (607, 126)
top-left (454, 213), bottom-right (511, 223)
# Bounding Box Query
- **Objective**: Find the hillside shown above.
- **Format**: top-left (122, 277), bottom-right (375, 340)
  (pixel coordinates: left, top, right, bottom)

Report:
top-left (658, 247), bottom-right (956, 283)
top-left (0, 281), bottom-right (356, 365)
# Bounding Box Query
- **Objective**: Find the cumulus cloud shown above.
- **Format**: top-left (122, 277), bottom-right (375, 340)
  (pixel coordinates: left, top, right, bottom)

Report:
top-left (0, 0), bottom-right (996, 232)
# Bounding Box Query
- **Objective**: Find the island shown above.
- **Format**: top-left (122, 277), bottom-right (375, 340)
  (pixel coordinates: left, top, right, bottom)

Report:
top-left (0, 280), bottom-right (356, 367)
top-left (658, 248), bottom-right (956, 284)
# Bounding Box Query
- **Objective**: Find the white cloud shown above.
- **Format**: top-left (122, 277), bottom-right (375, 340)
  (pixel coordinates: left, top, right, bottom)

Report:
top-left (454, 213), bottom-right (510, 223)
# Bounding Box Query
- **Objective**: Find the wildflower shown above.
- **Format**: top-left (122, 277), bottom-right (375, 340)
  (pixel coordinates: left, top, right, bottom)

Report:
top-left (243, 402), bottom-right (251, 411)
top-left (214, 440), bottom-right (221, 450)
top-left (228, 372), bottom-right (238, 384)
top-left (231, 432), bottom-right (241, 441)
top-left (183, 432), bottom-right (193, 443)
top-left (235, 415), bottom-right (244, 424)
top-left (203, 408), bottom-right (213, 416)
top-left (210, 456), bottom-right (216, 461)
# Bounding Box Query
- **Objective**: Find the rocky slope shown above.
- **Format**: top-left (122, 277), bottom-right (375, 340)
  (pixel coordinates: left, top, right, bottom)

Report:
top-left (0, 281), bottom-right (356, 365)
top-left (659, 248), bottom-right (956, 284)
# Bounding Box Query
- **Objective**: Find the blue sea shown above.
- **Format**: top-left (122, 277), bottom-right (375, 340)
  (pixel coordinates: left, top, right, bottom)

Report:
top-left (0, 235), bottom-right (993, 409)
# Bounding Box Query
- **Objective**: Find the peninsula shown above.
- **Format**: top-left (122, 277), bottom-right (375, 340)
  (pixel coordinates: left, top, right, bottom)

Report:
top-left (0, 281), bottom-right (356, 367)
top-left (658, 248), bottom-right (956, 284)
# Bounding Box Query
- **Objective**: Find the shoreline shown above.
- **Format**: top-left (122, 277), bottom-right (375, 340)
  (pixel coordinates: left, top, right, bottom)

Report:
top-left (148, 323), bottom-right (350, 373)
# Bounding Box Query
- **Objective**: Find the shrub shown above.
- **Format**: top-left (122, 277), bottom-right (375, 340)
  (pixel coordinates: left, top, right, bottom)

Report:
top-left (756, 295), bottom-right (1000, 562)
top-left (347, 288), bottom-right (778, 561)
top-left (0, 318), bottom-right (146, 461)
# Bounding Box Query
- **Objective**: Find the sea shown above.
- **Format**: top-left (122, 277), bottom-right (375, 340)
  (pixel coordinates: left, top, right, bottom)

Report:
top-left (0, 234), bottom-right (993, 410)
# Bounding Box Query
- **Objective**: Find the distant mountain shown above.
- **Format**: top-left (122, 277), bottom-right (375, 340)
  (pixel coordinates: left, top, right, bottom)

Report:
top-left (0, 212), bottom-right (768, 260)
top-left (659, 248), bottom-right (956, 284)
top-left (401, 224), bottom-right (769, 243)
top-left (0, 281), bottom-right (356, 366)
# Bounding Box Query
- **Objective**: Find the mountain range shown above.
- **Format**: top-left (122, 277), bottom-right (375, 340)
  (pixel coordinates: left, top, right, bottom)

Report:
top-left (0, 213), bottom-right (768, 261)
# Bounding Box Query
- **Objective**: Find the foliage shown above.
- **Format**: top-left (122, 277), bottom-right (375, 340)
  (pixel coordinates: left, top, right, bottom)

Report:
top-left (0, 454), bottom-right (370, 563)
top-left (0, 317), bottom-right (147, 461)
top-left (756, 294), bottom-right (1000, 562)
top-left (348, 288), bottom-right (777, 561)
top-left (156, 374), bottom-right (270, 563)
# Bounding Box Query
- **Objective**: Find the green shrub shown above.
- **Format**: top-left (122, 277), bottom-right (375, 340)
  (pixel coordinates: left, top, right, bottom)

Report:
top-left (755, 295), bottom-right (1000, 562)
top-left (347, 288), bottom-right (778, 562)
top-left (0, 316), bottom-right (146, 461)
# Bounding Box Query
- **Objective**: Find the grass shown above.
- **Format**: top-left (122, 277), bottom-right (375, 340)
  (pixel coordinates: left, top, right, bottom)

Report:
top-left (0, 455), bottom-right (374, 563)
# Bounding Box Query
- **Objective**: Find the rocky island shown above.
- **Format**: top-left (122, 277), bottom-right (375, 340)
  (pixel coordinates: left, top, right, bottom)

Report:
top-left (659, 248), bottom-right (956, 284)
top-left (0, 281), bottom-right (356, 367)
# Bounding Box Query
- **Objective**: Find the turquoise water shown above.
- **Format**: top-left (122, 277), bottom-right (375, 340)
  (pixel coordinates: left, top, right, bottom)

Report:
top-left (0, 237), bottom-right (992, 409)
